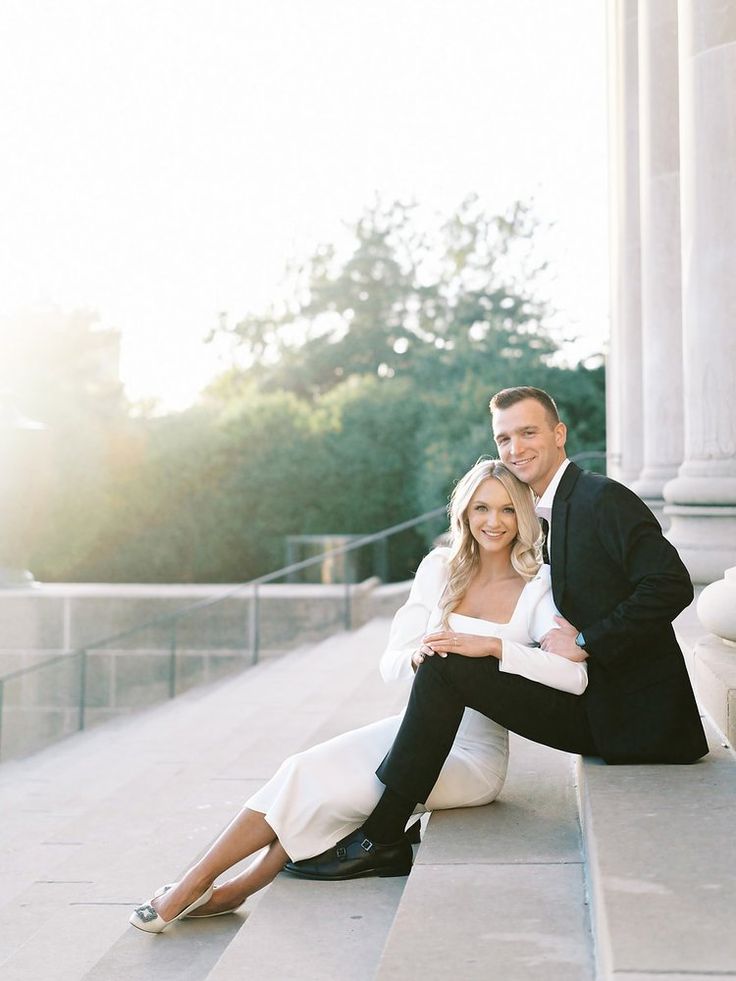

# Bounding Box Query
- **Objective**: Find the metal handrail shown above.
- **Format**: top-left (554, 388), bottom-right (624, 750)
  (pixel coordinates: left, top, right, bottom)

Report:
top-left (0, 503), bottom-right (449, 760)
top-left (570, 450), bottom-right (608, 468)
top-left (0, 505), bottom-right (448, 684)
top-left (0, 648), bottom-right (82, 685)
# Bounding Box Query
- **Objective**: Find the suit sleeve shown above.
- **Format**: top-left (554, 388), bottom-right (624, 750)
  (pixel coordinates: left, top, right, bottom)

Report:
top-left (499, 567), bottom-right (588, 695)
top-left (379, 548), bottom-right (449, 682)
top-left (581, 482), bottom-right (694, 664)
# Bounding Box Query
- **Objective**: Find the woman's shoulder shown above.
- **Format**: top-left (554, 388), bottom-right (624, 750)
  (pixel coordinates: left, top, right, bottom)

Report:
top-left (516, 564), bottom-right (555, 627)
top-left (412, 546), bottom-right (452, 583)
top-left (522, 563), bottom-right (552, 593)
top-left (422, 545), bottom-right (452, 565)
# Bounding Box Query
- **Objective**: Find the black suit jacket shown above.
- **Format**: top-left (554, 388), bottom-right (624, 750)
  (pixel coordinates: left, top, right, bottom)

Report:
top-left (550, 462), bottom-right (707, 763)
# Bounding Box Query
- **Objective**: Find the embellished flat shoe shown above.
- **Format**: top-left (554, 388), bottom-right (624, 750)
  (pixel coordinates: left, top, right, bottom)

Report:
top-left (284, 828), bottom-right (413, 881)
top-left (128, 884), bottom-right (214, 934)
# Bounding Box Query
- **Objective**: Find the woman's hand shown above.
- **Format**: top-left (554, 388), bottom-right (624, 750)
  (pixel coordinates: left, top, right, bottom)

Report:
top-left (420, 631), bottom-right (502, 660)
top-left (411, 647), bottom-right (431, 671)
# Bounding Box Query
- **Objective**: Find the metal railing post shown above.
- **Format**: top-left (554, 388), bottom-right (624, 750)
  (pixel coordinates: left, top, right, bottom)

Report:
top-left (250, 584), bottom-right (260, 664)
top-left (169, 624), bottom-right (178, 699)
top-left (374, 537), bottom-right (389, 582)
top-left (78, 650), bottom-right (87, 731)
top-left (344, 576), bottom-right (352, 630)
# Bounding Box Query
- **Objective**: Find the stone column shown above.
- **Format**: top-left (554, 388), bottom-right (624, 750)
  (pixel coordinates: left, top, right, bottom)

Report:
top-left (629, 0), bottom-right (683, 520)
top-left (663, 1), bottom-right (736, 582)
top-left (606, 0), bottom-right (644, 484)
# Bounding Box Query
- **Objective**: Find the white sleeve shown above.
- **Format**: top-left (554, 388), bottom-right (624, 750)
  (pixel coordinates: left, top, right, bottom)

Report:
top-left (499, 567), bottom-right (588, 696)
top-left (379, 548), bottom-right (449, 682)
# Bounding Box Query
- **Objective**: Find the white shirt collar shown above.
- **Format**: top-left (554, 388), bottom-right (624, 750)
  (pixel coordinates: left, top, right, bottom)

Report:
top-left (535, 458), bottom-right (570, 518)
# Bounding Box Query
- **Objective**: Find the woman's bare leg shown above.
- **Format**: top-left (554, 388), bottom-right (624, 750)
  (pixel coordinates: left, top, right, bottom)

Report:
top-left (189, 839), bottom-right (290, 915)
top-left (153, 808), bottom-right (281, 921)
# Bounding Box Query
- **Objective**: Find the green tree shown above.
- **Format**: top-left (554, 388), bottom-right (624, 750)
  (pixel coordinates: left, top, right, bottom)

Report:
top-left (214, 196), bottom-right (557, 399)
top-left (203, 194), bottom-right (605, 579)
top-left (26, 197), bottom-right (605, 586)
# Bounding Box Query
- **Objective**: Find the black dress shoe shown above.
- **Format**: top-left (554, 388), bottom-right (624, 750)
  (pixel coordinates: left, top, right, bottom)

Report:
top-left (284, 828), bottom-right (413, 881)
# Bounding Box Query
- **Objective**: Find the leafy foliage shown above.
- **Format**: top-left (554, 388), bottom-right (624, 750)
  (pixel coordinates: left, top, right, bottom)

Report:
top-left (219, 196), bottom-right (557, 396)
top-left (21, 197), bottom-right (605, 584)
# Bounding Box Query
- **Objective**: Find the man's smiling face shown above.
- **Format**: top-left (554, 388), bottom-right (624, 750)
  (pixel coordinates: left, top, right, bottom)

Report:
top-left (491, 398), bottom-right (567, 496)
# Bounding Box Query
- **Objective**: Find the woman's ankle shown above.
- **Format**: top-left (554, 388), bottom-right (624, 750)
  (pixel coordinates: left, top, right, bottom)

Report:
top-left (180, 866), bottom-right (214, 897)
top-left (215, 878), bottom-right (249, 904)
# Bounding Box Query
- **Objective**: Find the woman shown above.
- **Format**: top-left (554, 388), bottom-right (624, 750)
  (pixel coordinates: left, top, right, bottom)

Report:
top-left (129, 459), bottom-right (586, 933)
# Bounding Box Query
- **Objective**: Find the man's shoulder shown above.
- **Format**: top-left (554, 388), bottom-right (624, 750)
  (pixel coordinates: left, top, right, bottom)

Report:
top-left (569, 467), bottom-right (632, 500)
top-left (567, 468), bottom-right (658, 520)
top-left (562, 464), bottom-right (608, 500)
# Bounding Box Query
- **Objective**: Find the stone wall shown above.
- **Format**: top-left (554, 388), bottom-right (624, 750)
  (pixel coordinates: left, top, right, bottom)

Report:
top-left (0, 577), bottom-right (393, 762)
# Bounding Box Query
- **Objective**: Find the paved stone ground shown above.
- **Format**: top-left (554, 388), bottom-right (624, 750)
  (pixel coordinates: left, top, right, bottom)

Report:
top-left (0, 620), bottom-right (409, 981)
top-left (2, 604), bottom-right (735, 980)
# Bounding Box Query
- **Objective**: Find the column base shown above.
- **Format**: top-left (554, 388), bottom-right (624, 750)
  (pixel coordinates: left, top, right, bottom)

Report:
top-left (664, 472), bottom-right (736, 505)
top-left (663, 505), bottom-right (736, 584)
top-left (630, 466), bottom-right (678, 502)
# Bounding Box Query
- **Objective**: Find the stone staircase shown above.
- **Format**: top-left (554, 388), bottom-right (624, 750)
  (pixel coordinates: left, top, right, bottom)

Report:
top-left (1, 612), bottom-right (734, 980)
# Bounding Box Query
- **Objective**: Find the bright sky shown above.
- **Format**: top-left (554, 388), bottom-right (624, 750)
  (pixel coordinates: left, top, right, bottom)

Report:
top-left (0, 0), bottom-right (608, 411)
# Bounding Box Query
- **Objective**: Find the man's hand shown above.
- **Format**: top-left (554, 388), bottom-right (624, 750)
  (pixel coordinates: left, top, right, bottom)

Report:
top-left (420, 631), bottom-right (501, 660)
top-left (540, 616), bottom-right (588, 662)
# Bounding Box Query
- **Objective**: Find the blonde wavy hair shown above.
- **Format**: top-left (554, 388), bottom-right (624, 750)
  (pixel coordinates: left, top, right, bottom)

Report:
top-left (440, 458), bottom-right (543, 627)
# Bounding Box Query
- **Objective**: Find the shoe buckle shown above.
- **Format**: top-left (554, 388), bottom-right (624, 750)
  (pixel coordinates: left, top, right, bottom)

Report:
top-left (134, 904), bottom-right (158, 923)
top-left (336, 846), bottom-right (347, 859)
top-left (360, 838), bottom-right (374, 853)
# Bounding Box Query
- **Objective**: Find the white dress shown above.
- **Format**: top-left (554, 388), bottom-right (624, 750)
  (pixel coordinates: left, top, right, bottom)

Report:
top-left (245, 548), bottom-right (587, 861)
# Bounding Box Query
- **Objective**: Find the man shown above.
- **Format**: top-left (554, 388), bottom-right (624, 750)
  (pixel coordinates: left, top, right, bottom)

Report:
top-left (288, 387), bottom-right (708, 880)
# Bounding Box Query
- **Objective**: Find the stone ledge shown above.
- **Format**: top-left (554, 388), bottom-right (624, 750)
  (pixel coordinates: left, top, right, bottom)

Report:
top-left (692, 636), bottom-right (736, 747)
top-left (675, 596), bottom-right (736, 748)
top-left (578, 729), bottom-right (736, 979)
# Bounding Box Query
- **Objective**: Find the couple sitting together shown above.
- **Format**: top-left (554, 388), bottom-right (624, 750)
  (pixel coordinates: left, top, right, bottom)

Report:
top-left (130, 386), bottom-right (707, 933)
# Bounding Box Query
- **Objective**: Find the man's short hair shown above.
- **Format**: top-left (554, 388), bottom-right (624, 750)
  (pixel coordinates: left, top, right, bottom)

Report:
top-left (489, 387), bottom-right (560, 427)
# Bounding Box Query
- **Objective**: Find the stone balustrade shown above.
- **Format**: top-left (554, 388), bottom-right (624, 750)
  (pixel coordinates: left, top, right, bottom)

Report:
top-left (697, 566), bottom-right (736, 647)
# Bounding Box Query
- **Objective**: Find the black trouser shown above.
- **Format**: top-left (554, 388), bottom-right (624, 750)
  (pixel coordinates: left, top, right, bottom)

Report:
top-left (376, 652), bottom-right (599, 805)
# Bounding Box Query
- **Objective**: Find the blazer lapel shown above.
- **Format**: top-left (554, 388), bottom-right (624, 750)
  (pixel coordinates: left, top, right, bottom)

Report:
top-left (550, 462), bottom-right (581, 609)
top-left (550, 500), bottom-right (568, 608)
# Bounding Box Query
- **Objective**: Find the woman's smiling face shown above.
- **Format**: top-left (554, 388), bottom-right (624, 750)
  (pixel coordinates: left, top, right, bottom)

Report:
top-left (466, 477), bottom-right (518, 554)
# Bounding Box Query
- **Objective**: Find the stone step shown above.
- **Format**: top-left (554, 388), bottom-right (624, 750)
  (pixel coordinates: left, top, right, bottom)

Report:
top-left (579, 719), bottom-right (736, 979)
top-left (206, 873), bottom-right (406, 981)
top-left (0, 618), bottom-right (405, 981)
top-left (376, 734), bottom-right (595, 980)
top-left (202, 649), bottom-right (411, 981)
top-left (8, 606), bottom-right (733, 980)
